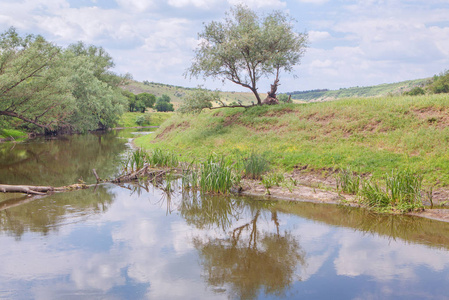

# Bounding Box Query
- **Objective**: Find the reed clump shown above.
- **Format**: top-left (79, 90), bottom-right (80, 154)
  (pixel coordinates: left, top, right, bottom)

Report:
top-left (336, 167), bottom-right (361, 195)
top-left (359, 169), bottom-right (423, 212)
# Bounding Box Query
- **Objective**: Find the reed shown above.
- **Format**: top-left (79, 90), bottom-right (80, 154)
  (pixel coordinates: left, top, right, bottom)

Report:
top-left (198, 155), bottom-right (240, 194)
top-left (336, 167), bottom-right (360, 195)
top-left (148, 148), bottom-right (179, 167)
top-left (242, 152), bottom-right (270, 179)
top-left (360, 169), bottom-right (423, 212)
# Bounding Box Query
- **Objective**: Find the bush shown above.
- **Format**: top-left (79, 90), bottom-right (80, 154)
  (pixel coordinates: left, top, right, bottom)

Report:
top-left (135, 114), bottom-right (151, 126)
top-left (403, 87), bottom-right (425, 96)
top-left (429, 70), bottom-right (449, 94)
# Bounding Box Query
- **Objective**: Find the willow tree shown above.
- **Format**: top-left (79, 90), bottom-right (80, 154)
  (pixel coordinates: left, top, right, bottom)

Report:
top-left (187, 5), bottom-right (308, 107)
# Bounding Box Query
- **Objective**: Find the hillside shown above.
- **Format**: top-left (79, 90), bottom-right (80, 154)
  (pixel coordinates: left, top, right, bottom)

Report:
top-left (289, 78), bottom-right (431, 101)
top-left (134, 93), bottom-right (449, 186)
top-left (123, 81), bottom-right (259, 109)
top-left (124, 77), bottom-right (433, 107)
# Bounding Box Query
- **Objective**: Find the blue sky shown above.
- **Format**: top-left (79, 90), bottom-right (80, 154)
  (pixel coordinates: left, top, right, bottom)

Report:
top-left (1, 0), bottom-right (448, 93)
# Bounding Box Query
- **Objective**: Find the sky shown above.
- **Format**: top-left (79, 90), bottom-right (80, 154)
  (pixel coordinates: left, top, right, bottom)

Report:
top-left (0, 0), bottom-right (448, 93)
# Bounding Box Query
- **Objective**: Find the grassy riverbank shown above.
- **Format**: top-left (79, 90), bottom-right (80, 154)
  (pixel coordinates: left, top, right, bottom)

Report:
top-left (116, 111), bottom-right (174, 128)
top-left (135, 94), bottom-right (449, 187)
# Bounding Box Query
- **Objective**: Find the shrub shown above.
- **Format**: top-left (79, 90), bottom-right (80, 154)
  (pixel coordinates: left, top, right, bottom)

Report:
top-left (403, 87), bottom-right (425, 96)
top-left (429, 70), bottom-right (449, 94)
top-left (336, 167), bottom-right (360, 195)
top-left (135, 114), bottom-right (151, 126)
top-left (243, 152), bottom-right (270, 179)
top-left (359, 169), bottom-right (423, 212)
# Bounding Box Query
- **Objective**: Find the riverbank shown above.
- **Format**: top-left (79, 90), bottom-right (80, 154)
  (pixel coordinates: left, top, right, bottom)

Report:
top-left (133, 93), bottom-right (449, 220)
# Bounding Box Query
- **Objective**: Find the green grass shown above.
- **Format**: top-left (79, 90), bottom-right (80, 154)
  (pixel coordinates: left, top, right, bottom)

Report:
top-left (290, 78), bottom-right (431, 101)
top-left (116, 112), bottom-right (173, 128)
top-left (0, 129), bottom-right (27, 140)
top-left (360, 169), bottom-right (423, 212)
top-left (134, 93), bottom-right (449, 187)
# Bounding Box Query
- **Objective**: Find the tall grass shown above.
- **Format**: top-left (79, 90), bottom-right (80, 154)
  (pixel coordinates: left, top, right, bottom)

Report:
top-left (198, 155), bottom-right (240, 194)
top-left (182, 155), bottom-right (240, 194)
top-left (242, 152), bottom-right (270, 179)
top-left (360, 169), bottom-right (423, 212)
top-left (336, 167), bottom-right (360, 195)
top-left (148, 148), bottom-right (179, 167)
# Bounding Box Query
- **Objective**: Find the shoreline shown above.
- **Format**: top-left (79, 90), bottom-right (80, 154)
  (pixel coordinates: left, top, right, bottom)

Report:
top-left (236, 175), bottom-right (449, 224)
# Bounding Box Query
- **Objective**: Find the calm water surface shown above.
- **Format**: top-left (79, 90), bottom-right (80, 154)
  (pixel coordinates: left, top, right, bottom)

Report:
top-left (1, 131), bottom-right (449, 300)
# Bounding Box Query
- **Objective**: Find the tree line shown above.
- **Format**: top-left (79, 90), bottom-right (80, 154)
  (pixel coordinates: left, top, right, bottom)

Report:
top-left (0, 27), bottom-right (130, 133)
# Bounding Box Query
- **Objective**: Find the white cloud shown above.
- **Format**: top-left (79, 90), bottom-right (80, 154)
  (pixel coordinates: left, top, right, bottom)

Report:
top-left (308, 30), bottom-right (331, 43)
top-left (228, 0), bottom-right (286, 9)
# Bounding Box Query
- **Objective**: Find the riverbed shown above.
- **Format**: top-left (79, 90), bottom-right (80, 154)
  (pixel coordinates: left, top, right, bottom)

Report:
top-left (1, 130), bottom-right (449, 299)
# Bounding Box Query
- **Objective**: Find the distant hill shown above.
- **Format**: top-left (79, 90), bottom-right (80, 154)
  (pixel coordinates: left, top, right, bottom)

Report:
top-left (123, 77), bottom-right (433, 108)
top-left (288, 78), bottom-right (432, 102)
top-left (123, 81), bottom-right (259, 109)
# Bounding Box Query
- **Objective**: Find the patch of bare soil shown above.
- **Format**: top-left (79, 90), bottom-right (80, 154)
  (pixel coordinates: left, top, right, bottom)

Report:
top-left (153, 121), bottom-right (189, 141)
top-left (413, 107), bottom-right (449, 128)
top-left (239, 168), bottom-right (449, 223)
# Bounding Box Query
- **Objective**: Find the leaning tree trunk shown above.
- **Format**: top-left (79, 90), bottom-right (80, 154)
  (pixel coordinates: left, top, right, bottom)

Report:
top-left (262, 78), bottom-right (280, 105)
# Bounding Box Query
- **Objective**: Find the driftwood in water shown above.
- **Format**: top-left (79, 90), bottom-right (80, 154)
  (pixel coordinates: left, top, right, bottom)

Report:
top-left (0, 183), bottom-right (89, 195)
top-left (112, 165), bottom-right (168, 183)
top-left (0, 166), bottom-right (169, 196)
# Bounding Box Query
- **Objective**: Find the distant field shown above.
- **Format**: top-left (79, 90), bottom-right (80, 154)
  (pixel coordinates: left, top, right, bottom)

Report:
top-left (289, 78), bottom-right (431, 101)
top-left (116, 112), bottom-right (173, 128)
top-left (123, 81), bottom-right (264, 108)
top-left (124, 77), bottom-right (433, 107)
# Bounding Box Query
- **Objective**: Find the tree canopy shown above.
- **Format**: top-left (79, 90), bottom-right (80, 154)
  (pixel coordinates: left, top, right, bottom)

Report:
top-left (186, 5), bottom-right (308, 106)
top-left (154, 94), bottom-right (174, 112)
top-left (0, 28), bottom-right (130, 133)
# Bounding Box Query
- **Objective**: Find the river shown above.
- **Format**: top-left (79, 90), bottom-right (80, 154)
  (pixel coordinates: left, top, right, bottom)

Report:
top-left (1, 130), bottom-right (449, 300)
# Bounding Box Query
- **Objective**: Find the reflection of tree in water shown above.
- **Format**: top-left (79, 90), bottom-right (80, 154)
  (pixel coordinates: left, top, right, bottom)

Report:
top-left (0, 185), bottom-right (115, 239)
top-left (180, 191), bottom-right (246, 231)
top-left (180, 193), bottom-right (306, 299)
top-left (0, 131), bottom-right (128, 186)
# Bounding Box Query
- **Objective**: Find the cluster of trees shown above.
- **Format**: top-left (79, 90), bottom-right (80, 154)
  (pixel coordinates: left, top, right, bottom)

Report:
top-left (122, 91), bottom-right (156, 113)
top-left (154, 94), bottom-right (174, 112)
top-left (0, 27), bottom-right (130, 133)
top-left (404, 70), bottom-right (449, 96)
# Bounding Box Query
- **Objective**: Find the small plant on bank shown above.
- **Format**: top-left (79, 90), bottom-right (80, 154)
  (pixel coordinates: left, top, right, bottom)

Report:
top-left (261, 172), bottom-right (284, 195)
top-left (336, 167), bottom-right (361, 195)
top-left (242, 152), bottom-right (270, 179)
top-left (198, 155), bottom-right (240, 194)
top-left (135, 114), bottom-right (151, 126)
top-left (359, 169), bottom-right (423, 213)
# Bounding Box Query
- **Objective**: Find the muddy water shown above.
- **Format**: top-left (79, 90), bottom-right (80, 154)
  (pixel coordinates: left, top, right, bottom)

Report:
top-left (1, 131), bottom-right (449, 299)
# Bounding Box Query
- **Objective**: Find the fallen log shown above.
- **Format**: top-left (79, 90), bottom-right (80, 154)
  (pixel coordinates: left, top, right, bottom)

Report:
top-left (0, 183), bottom-right (89, 195)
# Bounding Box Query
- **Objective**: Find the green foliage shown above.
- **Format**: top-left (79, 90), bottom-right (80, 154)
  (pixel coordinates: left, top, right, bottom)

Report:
top-left (261, 172), bottom-right (284, 195)
top-left (197, 155), bottom-right (240, 194)
top-left (290, 78), bottom-right (430, 101)
top-left (148, 148), bottom-right (179, 167)
top-left (336, 167), bottom-right (360, 195)
top-left (0, 128), bottom-right (27, 140)
top-left (135, 114), bottom-right (151, 126)
top-left (242, 152), bottom-right (270, 179)
top-left (155, 94), bottom-right (174, 112)
top-left (136, 92), bottom-right (156, 112)
top-left (429, 70), bottom-right (449, 94)
top-left (0, 28), bottom-right (128, 133)
top-left (178, 87), bottom-right (218, 114)
top-left (187, 5), bottom-right (308, 104)
top-left (403, 87), bottom-right (425, 96)
top-left (278, 94), bottom-right (292, 103)
top-left (135, 93), bottom-right (449, 186)
top-left (360, 170), bottom-right (423, 212)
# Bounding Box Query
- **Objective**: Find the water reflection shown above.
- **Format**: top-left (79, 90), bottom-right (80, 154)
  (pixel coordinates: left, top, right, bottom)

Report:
top-left (0, 132), bottom-right (128, 186)
top-left (2, 133), bottom-right (449, 299)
